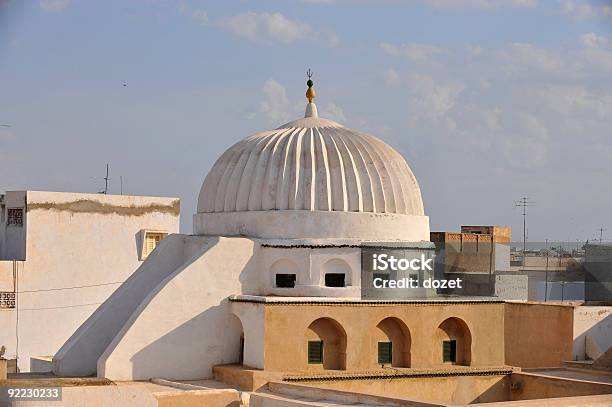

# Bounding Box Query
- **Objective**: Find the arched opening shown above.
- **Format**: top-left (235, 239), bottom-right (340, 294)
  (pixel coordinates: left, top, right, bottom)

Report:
top-left (305, 317), bottom-right (347, 370)
top-left (322, 258), bottom-right (352, 287)
top-left (435, 317), bottom-right (472, 366)
top-left (374, 317), bottom-right (411, 367)
top-left (228, 313), bottom-right (245, 365)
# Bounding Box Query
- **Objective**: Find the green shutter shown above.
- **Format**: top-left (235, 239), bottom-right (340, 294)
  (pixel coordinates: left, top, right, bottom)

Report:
top-left (308, 340), bottom-right (323, 364)
top-left (443, 340), bottom-right (457, 363)
top-left (378, 342), bottom-right (392, 364)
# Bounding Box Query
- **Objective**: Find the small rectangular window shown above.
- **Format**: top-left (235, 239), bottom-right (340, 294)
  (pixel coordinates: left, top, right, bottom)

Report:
top-left (275, 274), bottom-right (296, 288)
top-left (325, 273), bottom-right (345, 287)
top-left (308, 340), bottom-right (323, 364)
top-left (443, 340), bottom-right (457, 363)
top-left (142, 231), bottom-right (168, 259)
top-left (378, 341), bottom-right (392, 364)
top-left (7, 208), bottom-right (23, 226)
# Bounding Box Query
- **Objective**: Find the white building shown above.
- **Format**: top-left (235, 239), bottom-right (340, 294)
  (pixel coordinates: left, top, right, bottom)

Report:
top-left (0, 191), bottom-right (180, 372)
top-left (51, 87), bottom-right (432, 380)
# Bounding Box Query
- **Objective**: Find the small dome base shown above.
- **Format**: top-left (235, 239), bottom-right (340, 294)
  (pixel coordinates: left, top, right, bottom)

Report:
top-left (193, 210), bottom-right (430, 241)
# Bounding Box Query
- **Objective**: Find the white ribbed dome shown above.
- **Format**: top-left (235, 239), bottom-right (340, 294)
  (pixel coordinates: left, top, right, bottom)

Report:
top-left (197, 105), bottom-right (424, 216)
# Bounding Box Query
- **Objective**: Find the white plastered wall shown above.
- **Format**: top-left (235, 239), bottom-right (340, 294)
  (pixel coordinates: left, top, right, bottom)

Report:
top-left (15, 191), bottom-right (179, 372)
top-left (194, 210), bottom-right (430, 241)
top-left (230, 301), bottom-right (265, 369)
top-left (573, 306), bottom-right (612, 360)
top-left (52, 234), bottom-right (208, 376)
top-left (258, 246), bottom-right (361, 297)
top-left (97, 237), bottom-right (257, 381)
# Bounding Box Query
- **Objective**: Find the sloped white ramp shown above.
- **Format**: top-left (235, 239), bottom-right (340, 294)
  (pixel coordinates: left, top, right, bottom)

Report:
top-left (97, 236), bottom-right (256, 380)
top-left (53, 236), bottom-right (255, 380)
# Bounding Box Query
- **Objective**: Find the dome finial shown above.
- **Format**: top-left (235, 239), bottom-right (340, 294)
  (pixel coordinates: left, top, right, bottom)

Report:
top-left (304, 69), bottom-right (318, 118)
top-left (306, 69), bottom-right (315, 103)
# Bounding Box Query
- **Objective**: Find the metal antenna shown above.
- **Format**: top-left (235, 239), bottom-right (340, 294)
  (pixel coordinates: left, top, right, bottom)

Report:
top-left (514, 197), bottom-right (536, 267)
top-left (103, 164), bottom-right (110, 194)
top-left (90, 165), bottom-right (112, 194)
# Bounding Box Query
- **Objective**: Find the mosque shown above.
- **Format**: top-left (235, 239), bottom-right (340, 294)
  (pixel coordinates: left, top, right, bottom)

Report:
top-left (3, 76), bottom-right (611, 406)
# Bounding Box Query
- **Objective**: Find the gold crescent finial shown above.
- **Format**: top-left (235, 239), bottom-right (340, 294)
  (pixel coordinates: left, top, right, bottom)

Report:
top-left (306, 69), bottom-right (316, 103)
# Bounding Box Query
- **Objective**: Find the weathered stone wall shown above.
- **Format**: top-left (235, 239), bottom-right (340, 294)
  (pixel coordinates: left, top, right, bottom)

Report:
top-left (504, 302), bottom-right (574, 368)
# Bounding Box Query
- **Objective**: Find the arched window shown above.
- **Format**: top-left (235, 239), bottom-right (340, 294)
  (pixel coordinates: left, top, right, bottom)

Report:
top-left (375, 317), bottom-right (411, 367)
top-left (435, 317), bottom-right (472, 366)
top-left (305, 317), bottom-right (347, 370)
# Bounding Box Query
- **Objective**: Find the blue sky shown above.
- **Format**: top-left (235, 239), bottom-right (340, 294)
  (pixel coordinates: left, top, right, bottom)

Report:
top-left (1, 0), bottom-right (611, 241)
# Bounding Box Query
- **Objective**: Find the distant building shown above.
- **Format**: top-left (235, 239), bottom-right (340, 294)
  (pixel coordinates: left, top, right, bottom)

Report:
top-left (583, 243), bottom-right (612, 302)
top-left (507, 246), bottom-right (585, 302)
top-left (0, 191), bottom-right (180, 372)
top-left (430, 226), bottom-right (511, 297)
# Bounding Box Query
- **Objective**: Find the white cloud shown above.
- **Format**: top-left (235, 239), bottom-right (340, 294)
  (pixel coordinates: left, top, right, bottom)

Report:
top-left (559, 0), bottom-right (612, 19)
top-left (498, 42), bottom-right (561, 72)
top-left (220, 12), bottom-right (336, 47)
top-left (530, 85), bottom-right (612, 121)
top-left (502, 112), bottom-right (549, 168)
top-left (479, 79), bottom-right (491, 90)
top-left (579, 34), bottom-right (612, 70)
top-left (581, 32), bottom-right (608, 48)
top-left (465, 44), bottom-right (484, 57)
top-left (259, 79), bottom-right (296, 124)
top-left (559, 0), bottom-right (595, 18)
top-left (371, 34), bottom-right (612, 235)
top-left (258, 80), bottom-right (345, 124)
top-left (382, 68), bottom-right (401, 86)
top-left (583, 47), bottom-right (612, 70)
top-left (326, 33), bottom-right (340, 48)
top-left (381, 42), bottom-right (444, 62)
top-left (179, 4), bottom-right (208, 26)
top-left (401, 73), bottom-right (465, 122)
top-left (423, 0), bottom-right (536, 8)
top-left (40, 0), bottom-right (69, 12)
top-left (321, 103), bottom-right (346, 123)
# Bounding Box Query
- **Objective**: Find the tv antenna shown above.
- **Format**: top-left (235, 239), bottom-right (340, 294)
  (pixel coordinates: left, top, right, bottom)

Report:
top-left (515, 197), bottom-right (536, 267)
top-left (91, 164), bottom-right (111, 194)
